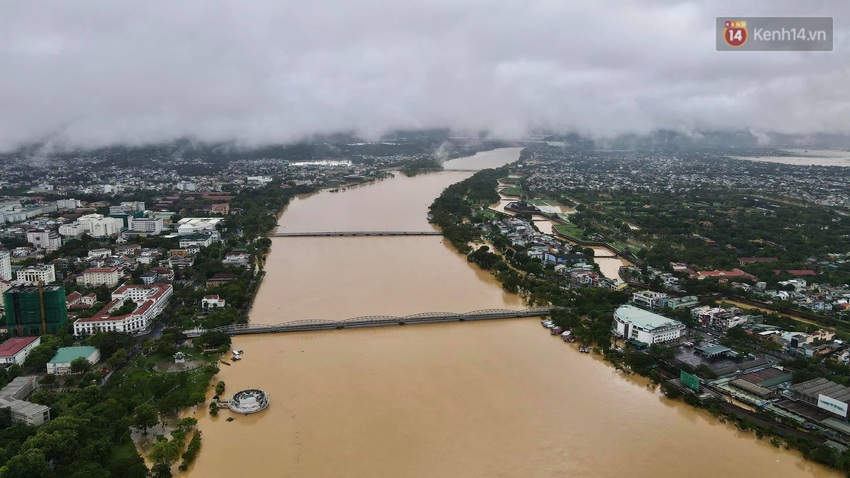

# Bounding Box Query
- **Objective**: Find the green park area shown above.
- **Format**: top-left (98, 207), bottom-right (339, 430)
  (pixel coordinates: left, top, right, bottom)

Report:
top-left (499, 186), bottom-right (523, 196)
top-left (554, 223), bottom-right (586, 240)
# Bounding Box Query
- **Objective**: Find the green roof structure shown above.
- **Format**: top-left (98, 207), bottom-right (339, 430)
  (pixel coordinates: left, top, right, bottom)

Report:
top-left (49, 346), bottom-right (98, 365)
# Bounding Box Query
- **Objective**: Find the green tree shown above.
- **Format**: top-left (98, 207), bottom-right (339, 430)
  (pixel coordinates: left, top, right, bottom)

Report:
top-left (66, 462), bottom-right (110, 478)
top-left (85, 332), bottom-right (134, 360)
top-left (149, 439), bottom-right (181, 466)
top-left (70, 357), bottom-right (92, 375)
top-left (132, 404), bottom-right (159, 436)
top-left (197, 331), bottom-right (231, 349)
top-left (0, 449), bottom-right (56, 478)
top-left (149, 462), bottom-right (172, 478)
top-left (107, 348), bottom-right (128, 370)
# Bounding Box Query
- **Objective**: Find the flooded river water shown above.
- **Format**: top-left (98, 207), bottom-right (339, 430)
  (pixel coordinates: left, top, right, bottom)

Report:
top-left (186, 148), bottom-right (836, 477)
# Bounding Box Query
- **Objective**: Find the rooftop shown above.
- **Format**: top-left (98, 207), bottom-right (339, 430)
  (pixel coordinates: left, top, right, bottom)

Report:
top-left (738, 366), bottom-right (792, 388)
top-left (695, 344), bottom-right (732, 356)
top-left (0, 337), bottom-right (39, 357)
top-left (48, 346), bottom-right (98, 364)
top-left (614, 305), bottom-right (683, 331)
top-left (792, 378), bottom-right (850, 403)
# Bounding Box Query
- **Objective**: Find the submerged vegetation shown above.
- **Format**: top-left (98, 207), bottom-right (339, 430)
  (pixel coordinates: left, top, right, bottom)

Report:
top-left (399, 157), bottom-right (443, 176)
top-left (429, 158), bottom-right (850, 475)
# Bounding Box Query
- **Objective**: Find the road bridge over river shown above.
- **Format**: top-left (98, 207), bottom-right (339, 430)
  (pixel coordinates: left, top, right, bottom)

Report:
top-left (268, 231), bottom-right (442, 237)
top-left (185, 308), bottom-right (551, 337)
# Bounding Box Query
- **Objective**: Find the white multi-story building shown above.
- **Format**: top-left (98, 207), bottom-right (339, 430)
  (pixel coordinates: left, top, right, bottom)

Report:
top-left (127, 217), bottom-right (163, 235)
top-left (58, 222), bottom-right (87, 237)
top-left (631, 290), bottom-right (668, 309)
top-left (202, 295), bottom-right (226, 309)
top-left (613, 305), bottom-right (685, 345)
top-left (77, 267), bottom-right (121, 288)
top-left (177, 217), bottom-right (223, 235)
top-left (0, 249), bottom-right (11, 280)
top-left (56, 199), bottom-right (81, 210)
top-left (179, 234), bottom-right (215, 248)
top-left (16, 264), bottom-right (57, 285)
top-left (109, 201), bottom-right (145, 215)
top-left (78, 214), bottom-right (124, 238)
top-left (26, 229), bottom-right (62, 252)
top-left (176, 181), bottom-right (197, 191)
top-left (73, 283), bottom-right (173, 336)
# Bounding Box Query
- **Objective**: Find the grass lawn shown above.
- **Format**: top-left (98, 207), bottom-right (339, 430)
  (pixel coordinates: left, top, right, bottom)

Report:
top-left (477, 208), bottom-right (498, 219)
top-left (554, 224), bottom-right (586, 240)
top-left (500, 187), bottom-right (523, 196)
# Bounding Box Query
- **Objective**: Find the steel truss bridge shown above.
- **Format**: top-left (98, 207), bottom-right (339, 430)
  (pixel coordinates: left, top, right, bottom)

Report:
top-left (184, 308), bottom-right (551, 337)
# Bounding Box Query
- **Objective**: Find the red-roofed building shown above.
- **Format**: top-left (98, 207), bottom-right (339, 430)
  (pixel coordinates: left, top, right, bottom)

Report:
top-left (739, 257), bottom-right (778, 265)
top-left (0, 336), bottom-right (41, 366)
top-left (66, 291), bottom-right (82, 308)
top-left (210, 203), bottom-right (230, 215)
top-left (81, 293), bottom-right (97, 306)
top-left (774, 270), bottom-right (817, 276)
top-left (201, 295), bottom-right (226, 309)
top-left (73, 283), bottom-right (173, 336)
top-left (695, 269), bottom-right (756, 280)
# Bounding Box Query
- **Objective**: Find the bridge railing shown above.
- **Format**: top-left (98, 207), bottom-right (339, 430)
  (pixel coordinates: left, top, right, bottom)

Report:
top-left (184, 308), bottom-right (552, 336)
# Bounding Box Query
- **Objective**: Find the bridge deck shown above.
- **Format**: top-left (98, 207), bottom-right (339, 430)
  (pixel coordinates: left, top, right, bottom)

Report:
top-left (268, 231), bottom-right (442, 237)
top-left (185, 308), bottom-right (551, 337)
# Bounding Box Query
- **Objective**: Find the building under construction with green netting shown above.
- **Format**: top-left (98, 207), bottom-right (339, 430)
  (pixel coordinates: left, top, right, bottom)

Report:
top-left (3, 285), bottom-right (68, 336)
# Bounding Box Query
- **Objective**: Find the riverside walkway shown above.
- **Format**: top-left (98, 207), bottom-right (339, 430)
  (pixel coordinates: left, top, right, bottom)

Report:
top-left (185, 308), bottom-right (551, 337)
top-left (268, 231), bottom-right (442, 237)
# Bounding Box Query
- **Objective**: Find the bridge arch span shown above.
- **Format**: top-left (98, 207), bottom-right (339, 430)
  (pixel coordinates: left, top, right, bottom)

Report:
top-left (277, 319), bottom-right (340, 329)
top-left (404, 311), bottom-right (462, 320)
top-left (341, 315), bottom-right (402, 325)
top-left (464, 309), bottom-right (518, 316)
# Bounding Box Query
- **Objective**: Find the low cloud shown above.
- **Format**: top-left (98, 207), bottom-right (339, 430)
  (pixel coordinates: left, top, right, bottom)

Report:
top-left (0, 1), bottom-right (847, 151)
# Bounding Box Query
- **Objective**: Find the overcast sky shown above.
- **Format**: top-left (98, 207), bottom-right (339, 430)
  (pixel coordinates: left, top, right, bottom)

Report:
top-left (0, 1), bottom-right (847, 151)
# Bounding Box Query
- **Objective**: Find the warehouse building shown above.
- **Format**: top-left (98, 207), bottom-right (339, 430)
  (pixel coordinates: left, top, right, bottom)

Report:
top-left (46, 346), bottom-right (101, 375)
top-left (729, 367), bottom-right (793, 400)
top-left (791, 378), bottom-right (850, 418)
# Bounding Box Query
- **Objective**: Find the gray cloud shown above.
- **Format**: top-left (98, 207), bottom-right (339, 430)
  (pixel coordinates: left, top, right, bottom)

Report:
top-left (0, 0), bottom-right (847, 151)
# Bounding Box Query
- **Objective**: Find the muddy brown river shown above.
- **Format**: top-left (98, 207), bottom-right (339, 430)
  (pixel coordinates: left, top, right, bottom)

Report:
top-left (186, 148), bottom-right (836, 477)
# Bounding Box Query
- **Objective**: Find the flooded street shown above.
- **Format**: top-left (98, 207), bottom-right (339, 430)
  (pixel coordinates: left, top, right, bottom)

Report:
top-left (187, 148), bottom-right (837, 477)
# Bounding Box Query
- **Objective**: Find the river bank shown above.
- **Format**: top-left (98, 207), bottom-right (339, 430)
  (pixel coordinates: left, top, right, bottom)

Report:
top-left (185, 148), bottom-right (837, 477)
top-left (431, 163), bottom-right (845, 474)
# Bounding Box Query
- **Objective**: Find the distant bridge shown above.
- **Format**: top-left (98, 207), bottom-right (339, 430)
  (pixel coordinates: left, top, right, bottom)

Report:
top-left (268, 231), bottom-right (442, 237)
top-left (184, 308), bottom-right (551, 337)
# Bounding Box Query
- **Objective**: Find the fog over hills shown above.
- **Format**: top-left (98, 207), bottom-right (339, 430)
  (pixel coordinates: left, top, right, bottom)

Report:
top-left (1, 1), bottom-right (847, 152)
